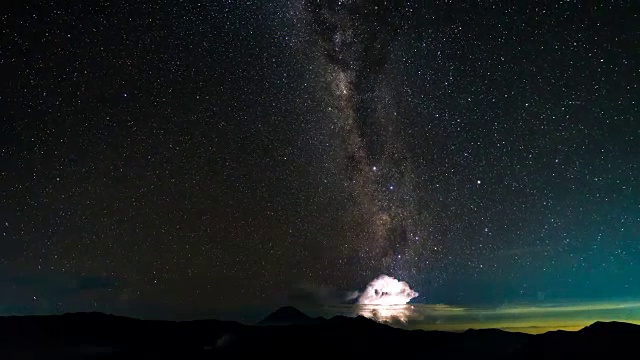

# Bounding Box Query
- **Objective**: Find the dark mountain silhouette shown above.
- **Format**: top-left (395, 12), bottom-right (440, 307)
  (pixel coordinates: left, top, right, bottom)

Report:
top-left (516, 320), bottom-right (640, 358)
top-left (580, 320), bottom-right (640, 335)
top-left (0, 309), bottom-right (638, 359)
top-left (256, 306), bottom-right (324, 326)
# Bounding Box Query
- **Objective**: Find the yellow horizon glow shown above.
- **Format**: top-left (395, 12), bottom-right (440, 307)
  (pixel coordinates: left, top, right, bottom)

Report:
top-left (314, 299), bottom-right (640, 334)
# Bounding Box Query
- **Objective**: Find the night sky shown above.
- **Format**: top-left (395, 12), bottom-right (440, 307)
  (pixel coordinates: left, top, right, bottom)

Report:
top-left (2, 1), bottom-right (639, 323)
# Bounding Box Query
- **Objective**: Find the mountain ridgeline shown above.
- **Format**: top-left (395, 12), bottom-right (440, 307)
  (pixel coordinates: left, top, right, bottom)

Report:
top-left (1, 308), bottom-right (639, 359)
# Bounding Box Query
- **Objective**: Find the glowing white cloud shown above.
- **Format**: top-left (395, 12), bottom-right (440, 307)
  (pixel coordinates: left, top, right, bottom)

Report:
top-left (354, 275), bottom-right (419, 323)
top-left (357, 275), bottom-right (418, 305)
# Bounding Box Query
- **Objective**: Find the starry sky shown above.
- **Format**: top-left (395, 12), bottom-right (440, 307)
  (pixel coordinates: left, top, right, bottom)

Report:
top-left (2, 1), bottom-right (639, 322)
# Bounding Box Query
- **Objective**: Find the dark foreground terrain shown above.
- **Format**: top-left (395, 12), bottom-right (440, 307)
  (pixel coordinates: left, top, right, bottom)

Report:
top-left (1, 307), bottom-right (639, 359)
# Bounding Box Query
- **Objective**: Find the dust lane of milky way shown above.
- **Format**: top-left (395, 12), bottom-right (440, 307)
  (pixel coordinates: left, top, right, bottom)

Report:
top-left (291, 0), bottom-right (435, 282)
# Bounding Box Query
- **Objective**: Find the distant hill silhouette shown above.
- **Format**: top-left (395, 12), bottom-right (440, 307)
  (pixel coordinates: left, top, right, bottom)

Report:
top-left (1, 308), bottom-right (639, 359)
top-left (256, 306), bottom-right (324, 326)
top-left (516, 320), bottom-right (640, 358)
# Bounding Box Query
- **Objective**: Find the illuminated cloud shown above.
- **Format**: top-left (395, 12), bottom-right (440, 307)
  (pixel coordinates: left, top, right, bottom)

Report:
top-left (357, 275), bottom-right (418, 305)
top-left (354, 275), bottom-right (419, 323)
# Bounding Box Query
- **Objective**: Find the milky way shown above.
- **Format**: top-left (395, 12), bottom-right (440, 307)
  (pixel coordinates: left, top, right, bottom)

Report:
top-left (297, 0), bottom-right (429, 277)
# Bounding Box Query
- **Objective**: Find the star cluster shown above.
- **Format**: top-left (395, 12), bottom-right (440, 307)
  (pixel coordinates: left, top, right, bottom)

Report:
top-left (2, 1), bottom-right (639, 319)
